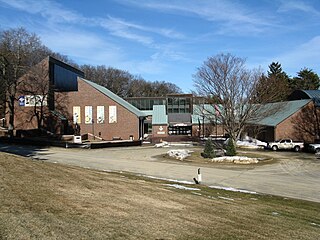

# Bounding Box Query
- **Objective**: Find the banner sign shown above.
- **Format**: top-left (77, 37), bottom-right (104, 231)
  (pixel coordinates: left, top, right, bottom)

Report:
top-left (97, 106), bottom-right (105, 123)
top-left (85, 106), bottom-right (93, 124)
top-left (109, 106), bottom-right (117, 123)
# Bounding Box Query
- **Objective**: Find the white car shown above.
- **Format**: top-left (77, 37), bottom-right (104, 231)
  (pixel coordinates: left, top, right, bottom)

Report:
top-left (308, 143), bottom-right (320, 153)
top-left (267, 139), bottom-right (304, 152)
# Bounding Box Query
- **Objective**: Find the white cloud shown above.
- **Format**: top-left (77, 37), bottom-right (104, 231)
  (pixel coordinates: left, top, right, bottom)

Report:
top-left (0, 0), bottom-right (84, 23)
top-left (38, 28), bottom-right (124, 65)
top-left (278, 0), bottom-right (320, 16)
top-left (118, 0), bottom-right (276, 35)
top-left (0, 0), bottom-right (186, 61)
top-left (264, 36), bottom-right (320, 75)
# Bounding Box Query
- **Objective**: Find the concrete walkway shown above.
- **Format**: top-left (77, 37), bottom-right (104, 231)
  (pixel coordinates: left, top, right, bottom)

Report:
top-left (1, 143), bottom-right (320, 203)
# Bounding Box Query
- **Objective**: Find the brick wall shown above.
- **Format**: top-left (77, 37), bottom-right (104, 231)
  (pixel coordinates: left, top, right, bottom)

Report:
top-left (276, 101), bottom-right (318, 143)
top-left (57, 79), bottom-right (141, 141)
top-left (12, 59), bottom-right (51, 132)
top-left (152, 124), bottom-right (168, 138)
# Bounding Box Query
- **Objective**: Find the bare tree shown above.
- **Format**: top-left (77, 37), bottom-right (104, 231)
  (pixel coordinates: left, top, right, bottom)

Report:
top-left (18, 61), bottom-right (50, 131)
top-left (0, 27), bottom-right (48, 136)
top-left (193, 53), bottom-right (271, 142)
top-left (291, 102), bottom-right (320, 142)
top-left (80, 65), bottom-right (133, 97)
top-left (81, 64), bottom-right (182, 97)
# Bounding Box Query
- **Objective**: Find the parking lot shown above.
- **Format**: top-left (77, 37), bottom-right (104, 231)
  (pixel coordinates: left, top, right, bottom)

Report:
top-left (1, 143), bottom-right (320, 203)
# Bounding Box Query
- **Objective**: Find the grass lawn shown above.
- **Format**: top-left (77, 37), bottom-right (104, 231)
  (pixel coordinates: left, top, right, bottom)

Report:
top-left (0, 151), bottom-right (319, 239)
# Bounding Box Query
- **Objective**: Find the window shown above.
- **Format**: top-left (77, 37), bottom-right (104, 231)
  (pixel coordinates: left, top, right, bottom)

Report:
top-left (97, 106), bottom-right (105, 123)
top-left (73, 106), bottom-right (81, 124)
top-left (109, 106), bottom-right (117, 123)
top-left (85, 106), bottom-right (93, 124)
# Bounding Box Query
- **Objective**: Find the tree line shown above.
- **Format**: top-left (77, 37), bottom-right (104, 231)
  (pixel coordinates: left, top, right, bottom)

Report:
top-left (254, 61), bottom-right (320, 103)
top-left (0, 27), bottom-right (181, 122)
top-left (193, 53), bottom-right (320, 148)
top-left (1, 27), bottom-right (319, 143)
top-left (79, 65), bottom-right (182, 98)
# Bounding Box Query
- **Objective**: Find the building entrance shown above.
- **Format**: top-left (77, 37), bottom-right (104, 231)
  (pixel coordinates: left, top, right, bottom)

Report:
top-left (168, 125), bottom-right (192, 135)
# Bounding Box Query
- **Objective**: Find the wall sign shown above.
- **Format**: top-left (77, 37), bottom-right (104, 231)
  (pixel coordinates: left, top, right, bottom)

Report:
top-left (157, 125), bottom-right (166, 135)
top-left (18, 96), bottom-right (25, 106)
top-left (20, 95), bottom-right (47, 107)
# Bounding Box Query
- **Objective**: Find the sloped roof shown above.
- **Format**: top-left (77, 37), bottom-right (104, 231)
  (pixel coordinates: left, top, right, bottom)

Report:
top-left (252, 99), bottom-right (311, 127)
top-left (289, 89), bottom-right (320, 100)
top-left (191, 101), bottom-right (311, 127)
top-left (80, 78), bottom-right (147, 118)
top-left (289, 90), bottom-right (320, 107)
top-left (152, 105), bottom-right (168, 125)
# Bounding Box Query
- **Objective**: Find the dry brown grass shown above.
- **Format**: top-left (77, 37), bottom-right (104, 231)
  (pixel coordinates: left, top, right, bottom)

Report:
top-left (0, 151), bottom-right (319, 239)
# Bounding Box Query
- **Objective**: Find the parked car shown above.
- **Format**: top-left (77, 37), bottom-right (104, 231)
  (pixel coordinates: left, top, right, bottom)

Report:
top-left (308, 143), bottom-right (320, 153)
top-left (266, 139), bottom-right (304, 152)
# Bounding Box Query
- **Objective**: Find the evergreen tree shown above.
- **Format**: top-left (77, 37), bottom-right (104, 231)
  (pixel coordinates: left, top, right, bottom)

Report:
top-left (291, 68), bottom-right (320, 90)
top-left (267, 62), bottom-right (291, 101)
top-left (202, 139), bottom-right (215, 158)
top-left (226, 138), bottom-right (236, 156)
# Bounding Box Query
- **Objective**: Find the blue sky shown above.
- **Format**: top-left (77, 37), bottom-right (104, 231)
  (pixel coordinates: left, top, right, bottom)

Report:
top-left (0, 0), bottom-right (319, 93)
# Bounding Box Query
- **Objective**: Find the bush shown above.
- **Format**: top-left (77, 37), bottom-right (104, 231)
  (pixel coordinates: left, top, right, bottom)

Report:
top-left (226, 138), bottom-right (236, 156)
top-left (201, 139), bottom-right (216, 158)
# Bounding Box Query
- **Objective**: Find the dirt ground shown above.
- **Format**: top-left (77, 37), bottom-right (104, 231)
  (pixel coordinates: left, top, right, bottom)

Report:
top-left (0, 151), bottom-right (319, 239)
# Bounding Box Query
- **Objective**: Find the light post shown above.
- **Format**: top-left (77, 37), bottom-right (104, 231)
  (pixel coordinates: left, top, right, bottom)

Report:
top-left (92, 119), bottom-right (95, 140)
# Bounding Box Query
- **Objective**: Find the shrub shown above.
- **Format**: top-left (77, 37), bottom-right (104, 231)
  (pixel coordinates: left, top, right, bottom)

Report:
top-left (201, 139), bottom-right (216, 158)
top-left (226, 138), bottom-right (236, 156)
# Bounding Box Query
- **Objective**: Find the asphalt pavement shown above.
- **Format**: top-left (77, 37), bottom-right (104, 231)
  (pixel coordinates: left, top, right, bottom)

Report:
top-left (1, 143), bottom-right (320, 203)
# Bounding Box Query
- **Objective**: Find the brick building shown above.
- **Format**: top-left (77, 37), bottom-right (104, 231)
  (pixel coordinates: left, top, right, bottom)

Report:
top-left (7, 56), bottom-right (320, 144)
top-left (10, 56), bottom-right (146, 141)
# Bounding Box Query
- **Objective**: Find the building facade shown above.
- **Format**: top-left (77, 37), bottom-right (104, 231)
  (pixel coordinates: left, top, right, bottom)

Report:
top-left (10, 56), bottom-right (146, 141)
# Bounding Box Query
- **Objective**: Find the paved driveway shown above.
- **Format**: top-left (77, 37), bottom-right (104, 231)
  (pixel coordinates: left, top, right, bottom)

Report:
top-left (1, 143), bottom-right (320, 203)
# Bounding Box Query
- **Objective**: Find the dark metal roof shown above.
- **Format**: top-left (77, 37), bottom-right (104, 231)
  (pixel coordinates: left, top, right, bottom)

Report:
top-left (289, 90), bottom-right (320, 107)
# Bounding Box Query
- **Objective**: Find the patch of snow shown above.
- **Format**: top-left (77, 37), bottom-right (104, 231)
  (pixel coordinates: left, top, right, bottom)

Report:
top-left (209, 186), bottom-right (258, 194)
top-left (169, 142), bottom-right (193, 147)
top-left (165, 184), bottom-right (200, 191)
top-left (237, 138), bottom-right (267, 149)
top-left (154, 141), bottom-right (170, 148)
top-left (208, 196), bottom-right (217, 199)
top-left (167, 149), bottom-right (193, 161)
top-left (141, 175), bottom-right (194, 185)
top-left (192, 192), bottom-right (202, 196)
top-left (211, 156), bottom-right (259, 164)
top-left (218, 196), bottom-right (234, 201)
top-left (310, 222), bottom-right (320, 227)
top-left (154, 141), bottom-right (193, 148)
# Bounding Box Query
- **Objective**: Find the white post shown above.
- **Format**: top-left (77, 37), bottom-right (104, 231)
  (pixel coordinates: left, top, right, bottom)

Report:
top-left (197, 168), bottom-right (202, 183)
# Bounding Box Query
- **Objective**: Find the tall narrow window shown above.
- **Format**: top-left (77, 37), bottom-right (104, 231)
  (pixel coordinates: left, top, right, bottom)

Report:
top-left (97, 106), bottom-right (105, 123)
top-left (109, 106), bottom-right (117, 123)
top-left (73, 106), bottom-right (81, 124)
top-left (85, 106), bottom-right (93, 124)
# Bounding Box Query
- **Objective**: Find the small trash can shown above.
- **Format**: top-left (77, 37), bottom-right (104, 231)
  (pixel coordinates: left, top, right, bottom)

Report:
top-left (73, 135), bottom-right (82, 143)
